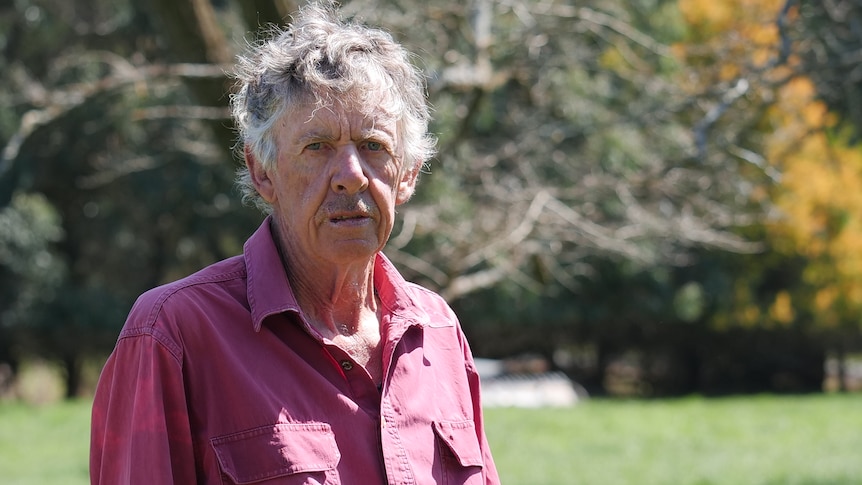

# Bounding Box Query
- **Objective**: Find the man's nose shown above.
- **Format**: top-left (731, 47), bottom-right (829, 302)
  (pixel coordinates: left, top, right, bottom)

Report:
top-left (330, 145), bottom-right (369, 194)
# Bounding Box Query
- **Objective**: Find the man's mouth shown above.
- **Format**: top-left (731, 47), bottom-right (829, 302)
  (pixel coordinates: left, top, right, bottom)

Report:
top-left (330, 213), bottom-right (369, 223)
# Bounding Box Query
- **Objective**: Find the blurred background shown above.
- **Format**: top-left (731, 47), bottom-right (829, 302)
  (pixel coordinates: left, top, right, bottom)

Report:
top-left (3, 0), bottom-right (862, 400)
top-left (0, 0), bottom-right (862, 485)
top-left (1, 0), bottom-right (862, 482)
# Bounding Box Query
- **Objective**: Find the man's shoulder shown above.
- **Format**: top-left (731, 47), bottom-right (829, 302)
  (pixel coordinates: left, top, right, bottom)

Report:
top-left (398, 281), bottom-right (461, 328)
top-left (400, 280), bottom-right (447, 305)
top-left (375, 253), bottom-right (459, 325)
top-left (123, 255), bottom-right (248, 335)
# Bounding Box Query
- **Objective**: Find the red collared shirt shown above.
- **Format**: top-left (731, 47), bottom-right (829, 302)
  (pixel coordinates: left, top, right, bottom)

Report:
top-left (90, 218), bottom-right (499, 485)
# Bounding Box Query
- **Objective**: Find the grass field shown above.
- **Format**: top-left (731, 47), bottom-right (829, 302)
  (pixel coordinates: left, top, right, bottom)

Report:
top-left (485, 393), bottom-right (862, 485)
top-left (0, 399), bottom-right (90, 485)
top-left (1, 394), bottom-right (860, 484)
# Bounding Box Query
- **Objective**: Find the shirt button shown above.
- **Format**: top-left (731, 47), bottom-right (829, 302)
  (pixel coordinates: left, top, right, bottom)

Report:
top-left (340, 360), bottom-right (354, 371)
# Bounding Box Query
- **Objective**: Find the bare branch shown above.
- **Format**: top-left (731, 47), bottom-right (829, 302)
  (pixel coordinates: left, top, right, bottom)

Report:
top-left (441, 266), bottom-right (510, 301)
top-left (0, 62), bottom-right (229, 177)
top-left (131, 105), bottom-right (231, 121)
top-left (461, 190), bottom-right (550, 269)
top-left (516, 2), bottom-right (672, 58)
top-left (385, 248), bottom-right (449, 289)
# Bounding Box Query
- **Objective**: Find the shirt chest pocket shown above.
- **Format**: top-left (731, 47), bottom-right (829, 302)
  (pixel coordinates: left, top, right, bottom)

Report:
top-left (211, 423), bottom-right (341, 484)
top-left (433, 420), bottom-right (485, 485)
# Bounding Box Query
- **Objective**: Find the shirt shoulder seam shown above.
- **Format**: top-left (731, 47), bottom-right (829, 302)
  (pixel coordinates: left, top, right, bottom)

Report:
top-left (120, 268), bottom-right (247, 361)
top-left (116, 326), bottom-right (185, 363)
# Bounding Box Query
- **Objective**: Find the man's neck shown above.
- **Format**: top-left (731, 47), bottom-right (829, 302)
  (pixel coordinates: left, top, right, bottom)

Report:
top-left (271, 220), bottom-right (379, 336)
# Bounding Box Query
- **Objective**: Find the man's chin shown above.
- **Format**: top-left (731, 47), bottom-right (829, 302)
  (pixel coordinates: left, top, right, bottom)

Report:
top-left (318, 238), bottom-right (382, 264)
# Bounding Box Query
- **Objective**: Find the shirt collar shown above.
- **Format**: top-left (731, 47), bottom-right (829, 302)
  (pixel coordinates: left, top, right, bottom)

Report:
top-left (244, 216), bottom-right (301, 332)
top-left (374, 252), bottom-right (429, 328)
top-left (244, 216), bottom-right (430, 332)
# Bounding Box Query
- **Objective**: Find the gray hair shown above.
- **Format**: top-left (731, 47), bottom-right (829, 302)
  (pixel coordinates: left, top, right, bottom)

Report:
top-left (230, 2), bottom-right (437, 213)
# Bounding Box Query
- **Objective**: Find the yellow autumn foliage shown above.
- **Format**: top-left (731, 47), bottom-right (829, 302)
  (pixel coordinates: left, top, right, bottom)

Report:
top-left (769, 291), bottom-right (795, 325)
top-left (765, 75), bottom-right (862, 322)
top-left (678, 0), bottom-right (862, 328)
top-left (677, 0), bottom-right (785, 74)
top-left (764, 61), bottom-right (862, 327)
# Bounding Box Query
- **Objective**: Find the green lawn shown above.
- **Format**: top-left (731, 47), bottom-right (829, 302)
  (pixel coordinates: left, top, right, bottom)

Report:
top-left (1, 394), bottom-right (860, 484)
top-left (0, 399), bottom-right (91, 485)
top-left (485, 393), bottom-right (862, 485)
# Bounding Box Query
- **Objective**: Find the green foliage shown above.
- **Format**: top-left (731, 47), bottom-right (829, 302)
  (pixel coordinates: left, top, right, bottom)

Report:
top-left (0, 0), bottom-right (860, 398)
top-left (0, 0), bottom-right (261, 395)
top-left (673, 281), bottom-right (706, 323)
top-left (0, 193), bottom-right (65, 330)
top-left (793, 0), bottom-right (862, 143)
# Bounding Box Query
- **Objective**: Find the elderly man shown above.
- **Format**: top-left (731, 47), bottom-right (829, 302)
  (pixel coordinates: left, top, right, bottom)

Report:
top-left (90, 3), bottom-right (499, 484)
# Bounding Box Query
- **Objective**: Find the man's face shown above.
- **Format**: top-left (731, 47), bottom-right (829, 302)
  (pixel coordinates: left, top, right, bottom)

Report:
top-left (255, 101), bottom-right (417, 268)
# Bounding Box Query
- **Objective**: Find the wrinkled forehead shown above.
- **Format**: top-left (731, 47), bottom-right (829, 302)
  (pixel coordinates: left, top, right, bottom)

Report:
top-left (288, 100), bottom-right (397, 138)
top-left (293, 85), bottom-right (401, 130)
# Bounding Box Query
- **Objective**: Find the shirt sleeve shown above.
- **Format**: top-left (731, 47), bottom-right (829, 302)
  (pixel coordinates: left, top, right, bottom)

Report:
top-left (90, 331), bottom-right (196, 484)
top-left (460, 326), bottom-right (502, 485)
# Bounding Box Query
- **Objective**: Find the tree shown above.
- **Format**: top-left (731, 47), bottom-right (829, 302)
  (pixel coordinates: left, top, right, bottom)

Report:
top-left (672, 0), bottom-right (862, 392)
top-left (350, 0), bottom-right (764, 304)
top-left (762, 77), bottom-right (862, 391)
top-left (0, 0), bottom-right (260, 396)
top-left (0, 193), bottom-right (65, 394)
top-left (4, 0), bottom-right (855, 397)
top-left (791, 0), bottom-right (862, 143)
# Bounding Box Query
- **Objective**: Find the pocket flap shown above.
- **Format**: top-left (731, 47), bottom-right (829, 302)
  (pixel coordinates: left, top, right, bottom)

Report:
top-left (432, 419), bottom-right (485, 468)
top-left (211, 423), bottom-right (340, 484)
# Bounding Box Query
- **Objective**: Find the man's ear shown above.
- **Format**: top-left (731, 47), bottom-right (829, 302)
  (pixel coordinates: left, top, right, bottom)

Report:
top-left (245, 145), bottom-right (276, 203)
top-left (395, 161), bottom-right (420, 205)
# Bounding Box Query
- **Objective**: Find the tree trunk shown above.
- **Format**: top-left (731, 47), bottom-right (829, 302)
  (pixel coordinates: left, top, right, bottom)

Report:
top-left (62, 354), bottom-right (81, 400)
top-left (836, 344), bottom-right (848, 393)
top-left (142, 0), bottom-right (236, 157)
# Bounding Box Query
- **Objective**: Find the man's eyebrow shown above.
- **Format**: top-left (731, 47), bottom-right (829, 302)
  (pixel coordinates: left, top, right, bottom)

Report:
top-left (297, 131), bottom-right (337, 144)
top-left (358, 127), bottom-right (396, 142)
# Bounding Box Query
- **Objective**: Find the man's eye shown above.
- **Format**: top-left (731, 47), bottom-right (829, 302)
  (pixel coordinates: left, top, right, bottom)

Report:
top-left (306, 142), bottom-right (322, 150)
top-left (366, 141), bottom-right (383, 151)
